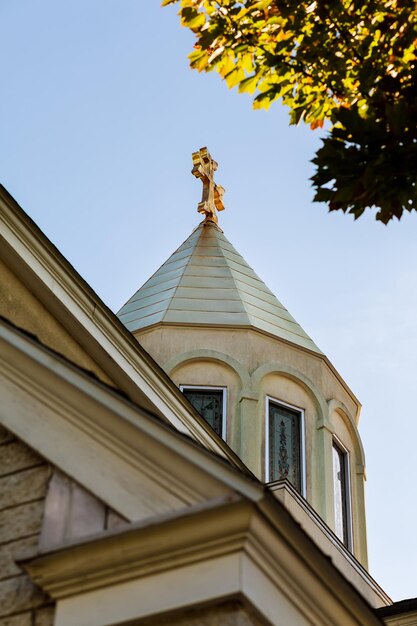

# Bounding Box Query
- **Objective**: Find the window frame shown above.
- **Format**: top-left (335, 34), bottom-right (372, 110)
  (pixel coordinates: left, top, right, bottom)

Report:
top-left (332, 436), bottom-right (353, 550)
top-left (180, 385), bottom-right (227, 442)
top-left (265, 396), bottom-right (306, 497)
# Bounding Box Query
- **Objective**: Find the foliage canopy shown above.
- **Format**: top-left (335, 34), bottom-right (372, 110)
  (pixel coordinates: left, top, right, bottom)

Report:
top-left (163, 0), bottom-right (417, 223)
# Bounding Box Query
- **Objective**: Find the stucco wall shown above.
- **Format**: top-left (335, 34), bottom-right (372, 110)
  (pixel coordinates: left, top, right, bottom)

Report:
top-left (138, 326), bottom-right (359, 418)
top-left (136, 324), bottom-right (368, 566)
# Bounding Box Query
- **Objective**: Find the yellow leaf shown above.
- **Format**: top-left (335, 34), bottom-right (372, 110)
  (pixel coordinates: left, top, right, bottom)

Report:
top-left (241, 53), bottom-right (254, 73)
top-left (181, 10), bottom-right (205, 29)
top-left (218, 56), bottom-right (235, 78)
top-left (250, 0), bottom-right (271, 11)
top-left (238, 75), bottom-right (258, 94)
top-left (253, 92), bottom-right (272, 110)
top-left (189, 49), bottom-right (209, 71)
top-left (225, 67), bottom-right (245, 88)
top-left (196, 54), bottom-right (210, 71)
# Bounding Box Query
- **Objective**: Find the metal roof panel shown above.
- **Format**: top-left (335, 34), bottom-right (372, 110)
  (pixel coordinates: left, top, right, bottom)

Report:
top-left (117, 220), bottom-right (322, 354)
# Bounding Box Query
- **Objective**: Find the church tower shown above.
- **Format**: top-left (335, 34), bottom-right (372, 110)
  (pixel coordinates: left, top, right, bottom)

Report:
top-left (117, 148), bottom-right (368, 568)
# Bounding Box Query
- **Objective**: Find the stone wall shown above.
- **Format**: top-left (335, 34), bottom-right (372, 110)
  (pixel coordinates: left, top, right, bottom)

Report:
top-left (0, 425), bottom-right (54, 626)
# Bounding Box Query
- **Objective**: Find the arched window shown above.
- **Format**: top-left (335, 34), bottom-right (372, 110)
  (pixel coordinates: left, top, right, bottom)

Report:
top-left (180, 385), bottom-right (227, 440)
top-left (266, 398), bottom-right (305, 495)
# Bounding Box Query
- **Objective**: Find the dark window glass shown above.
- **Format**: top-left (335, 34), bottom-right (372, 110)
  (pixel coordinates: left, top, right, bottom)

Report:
top-left (332, 442), bottom-right (350, 547)
top-left (182, 388), bottom-right (224, 437)
top-left (268, 402), bottom-right (301, 491)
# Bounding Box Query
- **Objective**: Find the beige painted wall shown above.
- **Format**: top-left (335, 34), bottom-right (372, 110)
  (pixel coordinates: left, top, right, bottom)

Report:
top-left (0, 258), bottom-right (114, 386)
top-left (137, 326), bottom-right (359, 419)
top-left (136, 324), bottom-right (368, 567)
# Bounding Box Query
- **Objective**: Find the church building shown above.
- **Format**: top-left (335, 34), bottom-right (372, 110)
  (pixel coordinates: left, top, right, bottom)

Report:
top-left (0, 148), bottom-right (415, 625)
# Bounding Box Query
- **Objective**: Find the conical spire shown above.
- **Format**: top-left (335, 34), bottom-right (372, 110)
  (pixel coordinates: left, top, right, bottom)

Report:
top-left (117, 220), bottom-right (322, 354)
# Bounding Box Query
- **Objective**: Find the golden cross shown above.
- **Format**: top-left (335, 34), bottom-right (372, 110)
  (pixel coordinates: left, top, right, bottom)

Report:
top-left (192, 147), bottom-right (225, 223)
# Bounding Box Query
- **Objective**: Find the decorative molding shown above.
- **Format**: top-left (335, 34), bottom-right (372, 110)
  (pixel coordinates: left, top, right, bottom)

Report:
top-left (382, 612), bottom-right (417, 626)
top-left (21, 494), bottom-right (385, 626)
top-left (267, 481), bottom-right (390, 608)
top-left (328, 398), bottom-right (366, 467)
top-left (21, 496), bottom-right (248, 599)
top-left (250, 361), bottom-right (328, 424)
top-left (238, 391), bottom-right (259, 402)
top-left (140, 321), bottom-right (361, 413)
top-left (164, 349), bottom-right (251, 390)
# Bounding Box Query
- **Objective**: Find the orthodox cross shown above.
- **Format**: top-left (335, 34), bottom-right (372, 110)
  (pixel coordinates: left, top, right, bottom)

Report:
top-left (192, 147), bottom-right (225, 223)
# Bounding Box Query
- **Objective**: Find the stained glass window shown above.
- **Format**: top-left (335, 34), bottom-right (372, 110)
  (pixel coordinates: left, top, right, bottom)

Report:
top-left (332, 441), bottom-right (350, 547)
top-left (268, 401), bottom-right (301, 491)
top-left (182, 388), bottom-right (224, 438)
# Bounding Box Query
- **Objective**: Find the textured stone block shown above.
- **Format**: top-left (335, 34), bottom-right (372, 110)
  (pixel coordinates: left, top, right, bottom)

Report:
top-left (0, 441), bottom-right (43, 477)
top-left (0, 501), bottom-right (44, 544)
top-left (0, 427), bottom-right (14, 446)
top-left (34, 605), bottom-right (55, 626)
top-left (0, 535), bottom-right (38, 579)
top-left (0, 576), bottom-right (47, 617)
top-left (0, 613), bottom-right (32, 626)
top-left (0, 466), bottom-right (50, 510)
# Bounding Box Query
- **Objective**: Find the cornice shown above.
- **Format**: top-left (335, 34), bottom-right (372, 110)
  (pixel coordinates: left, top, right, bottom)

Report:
top-left (377, 598), bottom-right (417, 625)
top-left (20, 496), bottom-right (250, 598)
top-left (267, 481), bottom-right (391, 607)
top-left (382, 615), bottom-right (417, 626)
top-left (135, 322), bottom-right (361, 416)
top-left (21, 494), bottom-right (384, 626)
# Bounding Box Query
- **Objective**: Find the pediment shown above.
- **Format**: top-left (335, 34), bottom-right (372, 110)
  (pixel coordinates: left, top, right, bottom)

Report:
top-left (0, 317), bottom-right (245, 526)
top-left (0, 423), bottom-right (126, 551)
top-left (0, 186), bottom-right (241, 462)
top-left (0, 256), bottom-right (115, 387)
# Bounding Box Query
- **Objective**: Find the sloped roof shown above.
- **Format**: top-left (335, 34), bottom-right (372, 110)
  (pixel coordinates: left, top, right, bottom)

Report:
top-left (0, 185), bottom-right (240, 459)
top-left (117, 220), bottom-right (322, 354)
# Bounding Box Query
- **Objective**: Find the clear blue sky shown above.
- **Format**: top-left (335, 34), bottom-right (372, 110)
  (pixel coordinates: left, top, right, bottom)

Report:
top-left (1, 0), bottom-right (416, 601)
